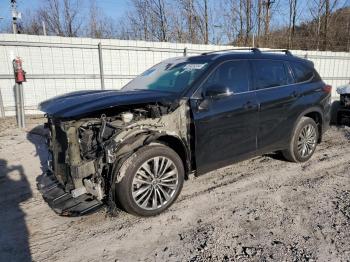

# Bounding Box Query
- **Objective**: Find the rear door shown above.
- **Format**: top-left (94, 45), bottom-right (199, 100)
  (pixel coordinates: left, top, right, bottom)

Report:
top-left (252, 59), bottom-right (298, 151)
top-left (191, 60), bottom-right (259, 173)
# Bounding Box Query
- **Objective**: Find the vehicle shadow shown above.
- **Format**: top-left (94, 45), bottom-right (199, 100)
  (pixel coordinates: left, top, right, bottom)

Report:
top-left (0, 159), bottom-right (32, 262)
top-left (26, 124), bottom-right (48, 173)
top-left (263, 151), bottom-right (286, 161)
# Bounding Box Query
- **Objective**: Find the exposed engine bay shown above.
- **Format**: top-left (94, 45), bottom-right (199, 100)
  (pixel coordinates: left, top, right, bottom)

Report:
top-left (41, 100), bottom-right (191, 215)
top-left (336, 84), bottom-right (350, 126)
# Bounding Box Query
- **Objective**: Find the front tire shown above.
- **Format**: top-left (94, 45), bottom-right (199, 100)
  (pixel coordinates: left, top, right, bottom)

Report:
top-left (115, 144), bottom-right (184, 217)
top-left (282, 117), bottom-right (319, 162)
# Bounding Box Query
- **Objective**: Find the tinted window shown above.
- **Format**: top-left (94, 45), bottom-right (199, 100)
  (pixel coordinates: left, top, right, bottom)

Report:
top-left (253, 60), bottom-right (289, 89)
top-left (122, 59), bottom-right (210, 93)
top-left (203, 60), bottom-right (250, 93)
top-left (291, 62), bottom-right (314, 83)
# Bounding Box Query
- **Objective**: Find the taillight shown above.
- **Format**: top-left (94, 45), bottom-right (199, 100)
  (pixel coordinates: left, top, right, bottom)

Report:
top-left (323, 84), bottom-right (332, 94)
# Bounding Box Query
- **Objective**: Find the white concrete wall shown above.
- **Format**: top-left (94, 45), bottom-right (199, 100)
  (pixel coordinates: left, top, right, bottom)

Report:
top-left (0, 34), bottom-right (349, 116)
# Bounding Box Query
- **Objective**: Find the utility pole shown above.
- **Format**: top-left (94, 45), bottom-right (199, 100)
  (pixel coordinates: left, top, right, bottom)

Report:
top-left (11, 0), bottom-right (21, 34)
top-left (42, 20), bottom-right (47, 36)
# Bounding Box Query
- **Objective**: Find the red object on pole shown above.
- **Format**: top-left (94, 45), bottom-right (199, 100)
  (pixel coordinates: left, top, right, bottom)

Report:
top-left (13, 57), bottom-right (26, 83)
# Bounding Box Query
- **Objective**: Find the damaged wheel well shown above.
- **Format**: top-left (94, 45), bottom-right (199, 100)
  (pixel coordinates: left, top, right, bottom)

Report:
top-left (155, 135), bottom-right (191, 178)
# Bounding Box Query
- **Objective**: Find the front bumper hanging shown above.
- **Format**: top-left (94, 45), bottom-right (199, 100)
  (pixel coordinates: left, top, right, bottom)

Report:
top-left (37, 171), bottom-right (103, 216)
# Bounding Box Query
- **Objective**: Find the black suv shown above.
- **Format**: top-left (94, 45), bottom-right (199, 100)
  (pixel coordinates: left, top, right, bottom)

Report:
top-left (39, 48), bottom-right (331, 217)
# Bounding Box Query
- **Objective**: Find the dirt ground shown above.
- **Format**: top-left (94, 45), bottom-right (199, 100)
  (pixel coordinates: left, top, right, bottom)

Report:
top-left (0, 116), bottom-right (349, 262)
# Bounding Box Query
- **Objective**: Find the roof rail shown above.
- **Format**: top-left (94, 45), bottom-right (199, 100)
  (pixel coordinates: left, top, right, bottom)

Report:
top-left (260, 49), bottom-right (292, 56)
top-left (201, 47), bottom-right (261, 55)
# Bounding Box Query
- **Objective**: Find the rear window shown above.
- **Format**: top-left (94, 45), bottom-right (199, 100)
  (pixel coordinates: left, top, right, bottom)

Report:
top-left (291, 62), bottom-right (316, 83)
top-left (252, 60), bottom-right (290, 89)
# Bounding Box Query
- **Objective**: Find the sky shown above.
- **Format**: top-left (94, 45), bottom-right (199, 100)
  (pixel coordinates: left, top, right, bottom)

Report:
top-left (0, 0), bottom-right (348, 35)
top-left (0, 0), bottom-right (129, 29)
top-left (0, 0), bottom-right (303, 33)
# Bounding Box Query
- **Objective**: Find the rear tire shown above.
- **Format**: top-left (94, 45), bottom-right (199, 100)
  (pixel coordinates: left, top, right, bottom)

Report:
top-left (282, 117), bottom-right (319, 162)
top-left (115, 144), bottom-right (184, 217)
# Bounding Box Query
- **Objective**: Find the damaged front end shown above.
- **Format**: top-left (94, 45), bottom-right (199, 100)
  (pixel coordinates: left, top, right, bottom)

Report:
top-left (337, 84), bottom-right (350, 126)
top-left (38, 100), bottom-right (191, 216)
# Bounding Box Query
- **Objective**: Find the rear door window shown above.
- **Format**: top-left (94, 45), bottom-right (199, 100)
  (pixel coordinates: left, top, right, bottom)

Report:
top-left (252, 60), bottom-right (290, 90)
top-left (291, 62), bottom-right (315, 83)
top-left (203, 60), bottom-right (250, 93)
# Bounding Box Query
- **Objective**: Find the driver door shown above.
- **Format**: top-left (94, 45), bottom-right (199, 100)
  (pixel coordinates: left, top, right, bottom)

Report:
top-left (190, 60), bottom-right (258, 173)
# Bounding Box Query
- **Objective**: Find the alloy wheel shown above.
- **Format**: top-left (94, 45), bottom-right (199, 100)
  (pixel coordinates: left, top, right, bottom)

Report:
top-left (297, 124), bottom-right (317, 158)
top-left (131, 156), bottom-right (179, 210)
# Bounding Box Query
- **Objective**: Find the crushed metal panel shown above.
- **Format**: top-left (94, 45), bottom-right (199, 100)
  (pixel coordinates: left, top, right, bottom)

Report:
top-left (112, 100), bottom-right (190, 145)
top-left (70, 160), bottom-right (96, 188)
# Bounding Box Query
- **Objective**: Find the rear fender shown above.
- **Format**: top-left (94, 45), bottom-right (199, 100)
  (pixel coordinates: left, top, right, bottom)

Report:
top-left (291, 106), bottom-right (324, 143)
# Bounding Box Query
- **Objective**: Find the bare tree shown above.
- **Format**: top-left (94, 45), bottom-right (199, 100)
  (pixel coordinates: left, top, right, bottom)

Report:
top-left (63, 0), bottom-right (81, 36)
top-left (193, 0), bottom-right (210, 44)
top-left (14, 0), bottom-right (349, 51)
top-left (180, 0), bottom-right (196, 42)
top-left (238, 0), bottom-right (244, 43)
top-left (257, 0), bottom-right (263, 39)
top-left (288, 0), bottom-right (298, 48)
top-left (309, 0), bottom-right (340, 50)
top-left (19, 9), bottom-right (42, 35)
top-left (263, 0), bottom-right (275, 37)
top-left (188, 0), bottom-right (210, 44)
top-left (204, 0), bottom-right (209, 44)
top-left (87, 0), bottom-right (116, 38)
top-left (38, 0), bottom-right (82, 37)
top-left (39, 0), bottom-right (63, 35)
top-left (219, 0), bottom-right (238, 43)
top-left (323, 0), bottom-right (339, 49)
top-left (148, 0), bottom-right (168, 41)
top-left (118, 0), bottom-right (170, 42)
top-left (347, 8), bottom-right (350, 51)
top-left (245, 0), bottom-right (252, 45)
top-left (315, 0), bottom-right (325, 49)
top-left (168, 4), bottom-right (186, 42)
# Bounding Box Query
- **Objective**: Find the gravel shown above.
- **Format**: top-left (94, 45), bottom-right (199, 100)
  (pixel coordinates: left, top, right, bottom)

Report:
top-left (0, 117), bottom-right (349, 261)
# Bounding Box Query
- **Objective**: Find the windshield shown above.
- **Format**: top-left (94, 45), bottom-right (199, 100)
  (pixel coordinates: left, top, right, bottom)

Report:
top-left (122, 58), bottom-right (210, 93)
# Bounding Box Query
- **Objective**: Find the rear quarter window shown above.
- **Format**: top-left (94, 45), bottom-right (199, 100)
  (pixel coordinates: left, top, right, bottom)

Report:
top-left (291, 62), bottom-right (319, 83)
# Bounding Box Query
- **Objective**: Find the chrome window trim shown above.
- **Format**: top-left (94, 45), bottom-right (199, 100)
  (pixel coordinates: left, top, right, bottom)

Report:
top-left (190, 58), bottom-right (317, 99)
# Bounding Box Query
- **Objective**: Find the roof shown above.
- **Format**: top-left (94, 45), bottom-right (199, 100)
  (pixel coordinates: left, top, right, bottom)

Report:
top-left (164, 48), bottom-right (313, 67)
top-left (192, 48), bottom-right (312, 66)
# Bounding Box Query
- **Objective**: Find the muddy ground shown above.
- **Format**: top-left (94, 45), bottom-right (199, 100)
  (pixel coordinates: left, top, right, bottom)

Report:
top-left (0, 116), bottom-right (349, 262)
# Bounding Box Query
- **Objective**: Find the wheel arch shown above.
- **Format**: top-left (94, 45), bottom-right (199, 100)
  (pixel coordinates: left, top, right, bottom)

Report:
top-left (111, 131), bottom-right (191, 182)
top-left (154, 135), bottom-right (191, 178)
top-left (107, 131), bottom-right (190, 212)
top-left (294, 107), bottom-right (324, 143)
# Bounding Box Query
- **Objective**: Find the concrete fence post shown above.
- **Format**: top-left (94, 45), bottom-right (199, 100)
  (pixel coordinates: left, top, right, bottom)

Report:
top-left (14, 83), bottom-right (25, 128)
top-left (183, 47), bottom-right (187, 57)
top-left (14, 83), bottom-right (21, 127)
top-left (98, 42), bottom-right (105, 90)
top-left (19, 83), bottom-right (25, 128)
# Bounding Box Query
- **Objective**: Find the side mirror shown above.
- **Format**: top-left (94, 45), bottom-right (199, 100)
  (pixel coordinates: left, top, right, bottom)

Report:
top-left (204, 84), bottom-right (233, 99)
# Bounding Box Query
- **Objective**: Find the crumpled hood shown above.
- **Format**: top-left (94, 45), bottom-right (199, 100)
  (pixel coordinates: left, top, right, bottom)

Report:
top-left (39, 89), bottom-right (176, 119)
